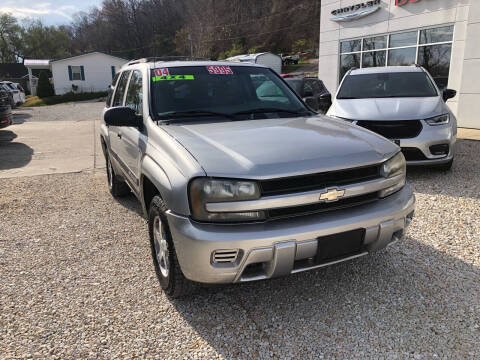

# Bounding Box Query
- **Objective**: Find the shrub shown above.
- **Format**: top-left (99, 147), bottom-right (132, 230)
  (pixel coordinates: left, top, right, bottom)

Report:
top-left (21, 91), bottom-right (107, 107)
top-left (36, 71), bottom-right (55, 98)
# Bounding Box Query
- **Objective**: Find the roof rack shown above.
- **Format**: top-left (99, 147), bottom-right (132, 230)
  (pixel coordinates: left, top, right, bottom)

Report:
top-left (127, 56), bottom-right (210, 66)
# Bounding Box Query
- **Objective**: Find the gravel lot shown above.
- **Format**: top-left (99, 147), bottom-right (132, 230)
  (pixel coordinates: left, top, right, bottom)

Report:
top-left (13, 100), bottom-right (105, 123)
top-left (1, 139), bottom-right (479, 359)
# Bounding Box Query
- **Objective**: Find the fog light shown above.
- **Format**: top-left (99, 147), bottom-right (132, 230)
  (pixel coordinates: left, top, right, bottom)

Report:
top-left (429, 144), bottom-right (449, 156)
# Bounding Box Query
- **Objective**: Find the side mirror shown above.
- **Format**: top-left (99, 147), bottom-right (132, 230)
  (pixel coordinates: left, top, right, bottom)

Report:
top-left (319, 93), bottom-right (331, 101)
top-left (442, 89), bottom-right (456, 102)
top-left (104, 106), bottom-right (142, 128)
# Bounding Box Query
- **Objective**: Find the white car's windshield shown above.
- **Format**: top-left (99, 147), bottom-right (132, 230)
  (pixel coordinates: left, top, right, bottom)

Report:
top-left (150, 65), bottom-right (309, 120)
top-left (337, 72), bottom-right (438, 99)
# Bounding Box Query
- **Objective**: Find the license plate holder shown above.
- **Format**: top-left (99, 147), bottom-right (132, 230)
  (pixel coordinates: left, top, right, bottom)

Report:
top-left (316, 229), bottom-right (365, 264)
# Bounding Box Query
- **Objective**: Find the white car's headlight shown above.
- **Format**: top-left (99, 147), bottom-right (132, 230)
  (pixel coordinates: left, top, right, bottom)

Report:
top-left (425, 114), bottom-right (449, 126)
top-left (380, 152), bottom-right (406, 197)
top-left (189, 178), bottom-right (264, 222)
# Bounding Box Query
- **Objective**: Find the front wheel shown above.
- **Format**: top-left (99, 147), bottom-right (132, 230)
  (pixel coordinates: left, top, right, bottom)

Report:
top-left (148, 195), bottom-right (195, 298)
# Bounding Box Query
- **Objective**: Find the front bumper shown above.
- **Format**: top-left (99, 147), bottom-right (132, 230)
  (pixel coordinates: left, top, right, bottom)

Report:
top-left (396, 121), bottom-right (455, 165)
top-left (166, 184), bottom-right (415, 284)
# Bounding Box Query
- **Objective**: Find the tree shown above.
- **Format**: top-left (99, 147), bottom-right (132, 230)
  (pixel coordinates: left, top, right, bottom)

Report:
top-left (36, 71), bottom-right (54, 98)
top-left (0, 13), bottom-right (23, 62)
top-left (22, 20), bottom-right (71, 59)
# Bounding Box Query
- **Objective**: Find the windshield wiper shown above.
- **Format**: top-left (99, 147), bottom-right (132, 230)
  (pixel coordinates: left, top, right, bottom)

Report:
top-left (233, 108), bottom-right (310, 116)
top-left (157, 110), bottom-right (234, 122)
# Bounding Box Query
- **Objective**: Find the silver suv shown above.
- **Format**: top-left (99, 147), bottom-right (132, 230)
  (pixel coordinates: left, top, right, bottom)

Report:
top-left (328, 66), bottom-right (457, 170)
top-left (100, 58), bottom-right (415, 297)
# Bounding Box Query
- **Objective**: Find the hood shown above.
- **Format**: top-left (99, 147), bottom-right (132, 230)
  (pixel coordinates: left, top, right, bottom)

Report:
top-left (162, 116), bottom-right (398, 179)
top-left (329, 96), bottom-right (446, 121)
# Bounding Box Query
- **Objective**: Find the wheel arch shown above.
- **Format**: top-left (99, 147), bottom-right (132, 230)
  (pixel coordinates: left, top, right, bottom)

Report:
top-left (140, 156), bottom-right (174, 218)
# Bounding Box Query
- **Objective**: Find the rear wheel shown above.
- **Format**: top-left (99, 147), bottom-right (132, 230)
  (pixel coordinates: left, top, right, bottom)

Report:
top-left (148, 195), bottom-right (195, 298)
top-left (106, 154), bottom-right (130, 197)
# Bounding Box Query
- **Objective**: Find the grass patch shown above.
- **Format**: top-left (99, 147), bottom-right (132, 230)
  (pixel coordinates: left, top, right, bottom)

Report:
top-left (21, 91), bottom-right (107, 107)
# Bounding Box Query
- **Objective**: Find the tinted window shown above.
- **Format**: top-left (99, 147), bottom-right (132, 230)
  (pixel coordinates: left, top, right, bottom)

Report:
top-left (337, 72), bottom-right (438, 99)
top-left (151, 66), bottom-right (307, 119)
top-left (284, 79), bottom-right (302, 95)
top-left (125, 70), bottom-right (143, 115)
top-left (362, 51), bottom-right (386, 68)
top-left (253, 74), bottom-right (289, 103)
top-left (112, 71), bottom-right (130, 107)
top-left (340, 39), bottom-right (361, 53)
top-left (106, 72), bottom-right (121, 108)
top-left (303, 81), bottom-right (314, 96)
top-left (308, 80), bottom-right (322, 94)
top-left (339, 54), bottom-right (360, 82)
top-left (420, 25), bottom-right (453, 44)
top-left (363, 36), bottom-right (387, 50)
top-left (317, 80), bottom-right (327, 93)
top-left (417, 44), bottom-right (452, 90)
top-left (388, 47), bottom-right (416, 66)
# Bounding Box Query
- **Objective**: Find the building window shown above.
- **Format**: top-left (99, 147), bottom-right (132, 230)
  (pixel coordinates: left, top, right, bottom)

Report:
top-left (339, 25), bottom-right (454, 90)
top-left (71, 66), bottom-right (82, 80)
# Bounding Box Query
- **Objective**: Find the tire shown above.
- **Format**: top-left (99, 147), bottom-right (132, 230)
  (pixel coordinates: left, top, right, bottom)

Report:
top-left (434, 158), bottom-right (453, 171)
top-left (148, 195), bottom-right (195, 298)
top-left (106, 154), bottom-right (130, 197)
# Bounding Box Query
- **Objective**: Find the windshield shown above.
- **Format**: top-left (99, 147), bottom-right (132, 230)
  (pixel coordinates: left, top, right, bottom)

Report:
top-left (150, 65), bottom-right (308, 120)
top-left (337, 72), bottom-right (438, 99)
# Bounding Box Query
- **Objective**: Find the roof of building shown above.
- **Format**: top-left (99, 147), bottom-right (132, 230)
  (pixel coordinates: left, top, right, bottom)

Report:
top-left (0, 63), bottom-right (28, 78)
top-left (50, 51), bottom-right (129, 63)
top-left (24, 59), bottom-right (51, 68)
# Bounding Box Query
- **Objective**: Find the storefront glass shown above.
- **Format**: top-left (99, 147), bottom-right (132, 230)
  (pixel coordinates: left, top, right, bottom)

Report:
top-left (339, 25), bottom-right (454, 89)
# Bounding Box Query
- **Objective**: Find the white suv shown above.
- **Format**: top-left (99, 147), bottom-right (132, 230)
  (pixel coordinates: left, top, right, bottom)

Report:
top-left (328, 66), bottom-right (457, 170)
top-left (1, 81), bottom-right (26, 107)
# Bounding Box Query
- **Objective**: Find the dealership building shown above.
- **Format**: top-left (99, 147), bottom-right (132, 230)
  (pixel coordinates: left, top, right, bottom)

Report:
top-left (319, 0), bottom-right (480, 129)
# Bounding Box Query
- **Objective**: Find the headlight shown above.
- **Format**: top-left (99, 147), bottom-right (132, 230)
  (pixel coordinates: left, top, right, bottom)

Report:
top-left (425, 114), bottom-right (449, 126)
top-left (189, 178), bottom-right (265, 222)
top-left (380, 152), bottom-right (406, 198)
top-left (381, 152), bottom-right (406, 178)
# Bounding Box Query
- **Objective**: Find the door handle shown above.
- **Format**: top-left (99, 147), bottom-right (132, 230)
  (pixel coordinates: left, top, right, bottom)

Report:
top-left (117, 133), bottom-right (122, 139)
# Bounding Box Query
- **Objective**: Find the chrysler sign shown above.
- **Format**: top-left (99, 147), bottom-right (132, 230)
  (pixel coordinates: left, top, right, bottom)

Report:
top-left (330, 0), bottom-right (381, 22)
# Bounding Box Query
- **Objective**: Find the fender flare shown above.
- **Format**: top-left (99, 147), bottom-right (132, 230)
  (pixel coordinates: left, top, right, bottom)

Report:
top-left (140, 155), bottom-right (173, 216)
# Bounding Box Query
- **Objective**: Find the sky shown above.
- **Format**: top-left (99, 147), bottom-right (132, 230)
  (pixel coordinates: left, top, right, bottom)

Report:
top-left (0, 0), bottom-right (102, 25)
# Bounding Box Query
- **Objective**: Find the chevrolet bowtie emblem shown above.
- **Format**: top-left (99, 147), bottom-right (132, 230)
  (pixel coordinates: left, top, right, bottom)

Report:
top-left (319, 188), bottom-right (345, 202)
